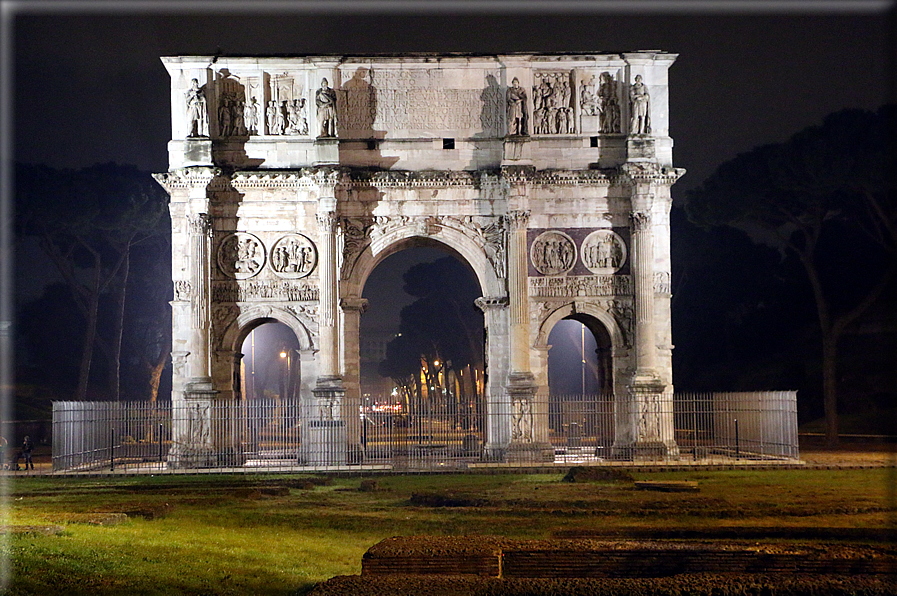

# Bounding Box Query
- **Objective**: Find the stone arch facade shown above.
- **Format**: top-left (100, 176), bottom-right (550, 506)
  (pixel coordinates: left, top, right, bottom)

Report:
top-left (155, 52), bottom-right (683, 466)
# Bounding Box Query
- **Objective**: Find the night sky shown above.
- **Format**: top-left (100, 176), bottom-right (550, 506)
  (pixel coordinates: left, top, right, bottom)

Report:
top-left (11, 4), bottom-right (893, 190)
top-left (6, 2), bottom-right (895, 395)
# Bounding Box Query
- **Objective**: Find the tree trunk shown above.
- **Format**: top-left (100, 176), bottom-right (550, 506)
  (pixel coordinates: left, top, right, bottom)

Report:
top-left (147, 331), bottom-right (172, 403)
top-left (108, 248), bottom-right (131, 401)
top-left (75, 264), bottom-right (103, 401)
top-left (821, 332), bottom-right (840, 447)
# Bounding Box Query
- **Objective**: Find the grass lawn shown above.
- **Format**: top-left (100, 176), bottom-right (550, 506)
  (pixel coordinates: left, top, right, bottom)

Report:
top-left (2, 468), bottom-right (895, 595)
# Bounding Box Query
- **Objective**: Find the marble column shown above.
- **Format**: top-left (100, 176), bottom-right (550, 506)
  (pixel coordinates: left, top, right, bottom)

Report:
top-left (630, 211), bottom-right (658, 379)
top-left (505, 209), bottom-right (553, 462)
top-left (618, 207), bottom-right (678, 458)
top-left (171, 212), bottom-right (217, 468)
top-left (340, 296), bottom-right (368, 462)
top-left (310, 179), bottom-right (347, 466)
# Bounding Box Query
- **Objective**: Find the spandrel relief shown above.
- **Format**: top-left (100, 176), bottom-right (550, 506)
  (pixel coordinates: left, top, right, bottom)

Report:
top-left (217, 232), bottom-right (265, 279)
top-left (270, 234), bottom-right (317, 279)
top-left (533, 71), bottom-right (575, 135)
top-left (530, 230), bottom-right (577, 276)
top-left (581, 230), bottom-right (627, 274)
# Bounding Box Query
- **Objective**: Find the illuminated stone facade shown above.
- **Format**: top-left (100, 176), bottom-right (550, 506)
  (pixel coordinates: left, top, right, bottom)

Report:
top-left (154, 53), bottom-right (684, 466)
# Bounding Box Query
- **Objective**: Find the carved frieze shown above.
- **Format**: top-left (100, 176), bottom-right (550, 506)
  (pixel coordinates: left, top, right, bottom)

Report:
top-left (271, 234), bottom-right (317, 279)
top-left (654, 271), bottom-right (672, 294)
top-left (265, 73), bottom-right (309, 136)
top-left (580, 230), bottom-right (627, 275)
top-left (533, 71), bottom-right (575, 135)
top-left (530, 230), bottom-right (576, 276)
top-left (174, 280), bottom-right (192, 301)
top-left (212, 280), bottom-right (319, 303)
top-left (511, 397), bottom-right (534, 443)
top-left (217, 232), bottom-right (265, 279)
top-left (529, 275), bottom-right (633, 298)
top-left (216, 70), bottom-right (248, 138)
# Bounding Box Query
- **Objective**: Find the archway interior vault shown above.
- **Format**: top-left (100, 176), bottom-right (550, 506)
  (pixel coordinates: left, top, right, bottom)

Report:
top-left (547, 316), bottom-right (613, 397)
top-left (360, 243), bottom-right (486, 425)
top-left (239, 321), bottom-right (302, 401)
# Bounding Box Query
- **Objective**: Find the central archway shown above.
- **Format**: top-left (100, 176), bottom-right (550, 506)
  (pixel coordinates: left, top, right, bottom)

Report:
top-left (342, 224), bottom-right (508, 460)
top-left (358, 244), bottom-right (486, 463)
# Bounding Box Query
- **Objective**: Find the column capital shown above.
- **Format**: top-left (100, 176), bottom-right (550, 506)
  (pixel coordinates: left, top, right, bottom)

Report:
top-left (316, 211), bottom-right (339, 233)
top-left (475, 296), bottom-right (508, 312)
top-left (340, 297), bottom-right (369, 314)
top-left (187, 212), bottom-right (212, 236)
top-left (629, 211), bottom-right (651, 232)
top-left (507, 209), bottom-right (530, 230)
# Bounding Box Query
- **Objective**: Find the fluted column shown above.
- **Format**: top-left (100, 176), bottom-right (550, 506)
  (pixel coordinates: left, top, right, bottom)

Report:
top-left (187, 212), bottom-right (212, 382)
top-left (309, 174), bottom-right (347, 466)
top-left (507, 209), bottom-right (531, 377)
top-left (630, 211), bottom-right (657, 378)
top-left (315, 210), bottom-right (340, 384)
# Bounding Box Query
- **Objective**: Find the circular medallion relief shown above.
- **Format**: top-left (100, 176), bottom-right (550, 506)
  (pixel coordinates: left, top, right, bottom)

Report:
top-left (530, 230), bottom-right (577, 276)
top-left (217, 232), bottom-right (265, 279)
top-left (270, 234), bottom-right (317, 278)
top-left (580, 229), bottom-right (627, 274)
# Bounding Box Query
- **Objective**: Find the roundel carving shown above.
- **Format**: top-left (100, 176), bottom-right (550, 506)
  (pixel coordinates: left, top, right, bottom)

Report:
top-left (270, 233), bottom-right (317, 279)
top-left (530, 230), bottom-right (576, 276)
top-left (581, 229), bottom-right (627, 274)
top-left (217, 232), bottom-right (265, 279)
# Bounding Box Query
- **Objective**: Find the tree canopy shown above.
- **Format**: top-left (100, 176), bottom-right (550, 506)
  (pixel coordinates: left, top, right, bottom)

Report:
top-left (684, 105), bottom-right (896, 445)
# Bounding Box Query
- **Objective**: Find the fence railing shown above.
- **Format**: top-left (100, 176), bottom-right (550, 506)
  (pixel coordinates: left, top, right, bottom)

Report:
top-left (52, 392), bottom-right (798, 473)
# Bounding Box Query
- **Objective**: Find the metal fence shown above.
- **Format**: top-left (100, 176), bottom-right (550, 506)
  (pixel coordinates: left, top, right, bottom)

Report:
top-left (52, 391), bottom-right (798, 473)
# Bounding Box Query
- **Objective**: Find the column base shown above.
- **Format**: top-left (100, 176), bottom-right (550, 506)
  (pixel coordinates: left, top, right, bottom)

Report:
top-left (507, 441), bottom-right (555, 463)
top-left (609, 440), bottom-right (680, 461)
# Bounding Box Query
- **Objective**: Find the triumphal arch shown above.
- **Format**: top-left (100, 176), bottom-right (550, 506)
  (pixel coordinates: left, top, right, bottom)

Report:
top-left (154, 52), bottom-right (684, 467)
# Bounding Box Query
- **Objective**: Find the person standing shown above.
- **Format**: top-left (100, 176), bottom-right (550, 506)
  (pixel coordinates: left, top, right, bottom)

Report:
top-left (21, 436), bottom-right (34, 471)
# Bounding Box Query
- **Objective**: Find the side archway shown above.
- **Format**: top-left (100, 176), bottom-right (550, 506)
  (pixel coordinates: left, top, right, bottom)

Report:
top-left (214, 305), bottom-right (317, 401)
top-left (534, 301), bottom-right (626, 396)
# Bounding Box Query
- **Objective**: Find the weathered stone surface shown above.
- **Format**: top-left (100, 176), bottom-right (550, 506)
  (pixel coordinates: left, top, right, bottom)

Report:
top-left (156, 53), bottom-right (684, 467)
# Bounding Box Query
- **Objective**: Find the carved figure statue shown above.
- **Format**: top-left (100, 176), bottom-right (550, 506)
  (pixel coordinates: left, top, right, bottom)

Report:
top-left (316, 78), bottom-right (338, 138)
top-left (580, 76), bottom-right (598, 116)
top-left (506, 77), bottom-right (528, 136)
top-left (629, 74), bottom-right (651, 135)
top-left (233, 99), bottom-right (246, 135)
top-left (597, 72), bottom-right (621, 133)
top-left (266, 101), bottom-right (278, 135)
top-left (185, 78), bottom-right (208, 137)
top-left (244, 97), bottom-right (259, 135)
top-left (274, 101), bottom-right (287, 136)
top-left (218, 98), bottom-right (232, 137)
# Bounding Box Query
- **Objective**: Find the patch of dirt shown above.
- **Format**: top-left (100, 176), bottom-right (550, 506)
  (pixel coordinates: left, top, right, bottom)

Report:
top-left (563, 466), bottom-right (634, 483)
top-left (309, 573), bottom-right (897, 596)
